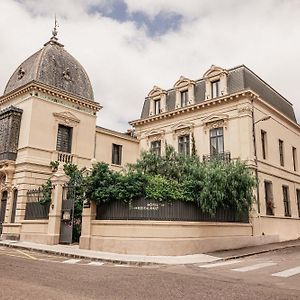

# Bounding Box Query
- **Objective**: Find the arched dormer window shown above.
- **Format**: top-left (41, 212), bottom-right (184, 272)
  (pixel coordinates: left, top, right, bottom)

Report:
top-left (174, 76), bottom-right (195, 109)
top-left (147, 86), bottom-right (167, 116)
top-left (203, 65), bottom-right (228, 100)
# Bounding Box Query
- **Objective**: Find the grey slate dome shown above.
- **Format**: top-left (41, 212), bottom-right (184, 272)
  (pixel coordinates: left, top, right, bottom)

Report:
top-left (4, 35), bottom-right (94, 101)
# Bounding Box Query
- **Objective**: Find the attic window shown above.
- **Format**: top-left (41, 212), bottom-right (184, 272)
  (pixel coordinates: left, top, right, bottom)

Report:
top-left (211, 80), bottom-right (220, 98)
top-left (180, 90), bottom-right (188, 107)
top-left (154, 99), bottom-right (161, 115)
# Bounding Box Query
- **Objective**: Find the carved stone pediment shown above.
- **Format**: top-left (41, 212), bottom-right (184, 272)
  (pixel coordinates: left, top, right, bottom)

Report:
top-left (171, 122), bottom-right (194, 137)
top-left (203, 65), bottom-right (228, 79)
top-left (53, 111), bottom-right (80, 126)
top-left (147, 86), bottom-right (167, 98)
top-left (145, 129), bottom-right (165, 144)
top-left (202, 113), bottom-right (229, 133)
top-left (174, 76), bottom-right (195, 88)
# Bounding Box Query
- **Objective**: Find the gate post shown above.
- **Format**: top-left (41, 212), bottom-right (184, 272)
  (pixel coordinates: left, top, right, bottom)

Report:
top-left (79, 200), bottom-right (96, 250)
top-left (47, 165), bottom-right (69, 245)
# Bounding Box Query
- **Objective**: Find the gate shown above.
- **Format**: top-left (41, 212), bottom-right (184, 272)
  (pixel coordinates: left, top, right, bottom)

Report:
top-left (0, 191), bottom-right (8, 234)
top-left (59, 185), bottom-right (75, 244)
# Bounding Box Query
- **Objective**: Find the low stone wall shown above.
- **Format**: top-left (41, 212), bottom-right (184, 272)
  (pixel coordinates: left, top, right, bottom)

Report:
top-left (80, 219), bottom-right (263, 255)
top-left (252, 216), bottom-right (300, 241)
top-left (20, 220), bottom-right (49, 244)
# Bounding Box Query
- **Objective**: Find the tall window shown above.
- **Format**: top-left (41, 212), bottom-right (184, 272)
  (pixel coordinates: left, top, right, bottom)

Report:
top-left (261, 130), bottom-right (267, 160)
top-left (279, 139), bottom-right (284, 167)
top-left (154, 99), bottom-right (161, 115)
top-left (178, 134), bottom-right (190, 156)
top-left (56, 124), bottom-right (72, 153)
top-left (292, 147), bottom-right (297, 171)
top-left (210, 127), bottom-right (224, 155)
top-left (282, 185), bottom-right (291, 217)
top-left (10, 189), bottom-right (18, 223)
top-left (296, 189), bottom-right (300, 218)
top-left (150, 140), bottom-right (161, 156)
top-left (264, 181), bottom-right (274, 216)
top-left (112, 144), bottom-right (122, 165)
top-left (180, 90), bottom-right (188, 107)
top-left (211, 80), bottom-right (220, 98)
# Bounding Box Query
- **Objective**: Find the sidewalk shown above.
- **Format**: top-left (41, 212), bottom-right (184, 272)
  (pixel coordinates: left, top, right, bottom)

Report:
top-left (1, 239), bottom-right (299, 265)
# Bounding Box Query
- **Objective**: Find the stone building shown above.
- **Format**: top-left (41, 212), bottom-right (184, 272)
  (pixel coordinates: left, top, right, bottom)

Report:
top-left (0, 29), bottom-right (300, 253)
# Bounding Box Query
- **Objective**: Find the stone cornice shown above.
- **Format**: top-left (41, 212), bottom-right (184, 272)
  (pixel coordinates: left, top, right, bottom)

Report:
top-left (130, 89), bottom-right (257, 126)
top-left (0, 80), bottom-right (102, 112)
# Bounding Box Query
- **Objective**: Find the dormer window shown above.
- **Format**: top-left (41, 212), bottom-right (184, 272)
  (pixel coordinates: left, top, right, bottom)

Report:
top-left (203, 65), bottom-right (228, 100)
top-left (180, 90), bottom-right (188, 107)
top-left (174, 76), bottom-right (195, 108)
top-left (154, 99), bottom-right (161, 115)
top-left (211, 80), bottom-right (220, 98)
top-left (147, 86), bottom-right (167, 116)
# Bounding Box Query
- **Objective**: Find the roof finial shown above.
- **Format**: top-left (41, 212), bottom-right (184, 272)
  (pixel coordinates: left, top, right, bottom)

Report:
top-left (51, 14), bottom-right (59, 41)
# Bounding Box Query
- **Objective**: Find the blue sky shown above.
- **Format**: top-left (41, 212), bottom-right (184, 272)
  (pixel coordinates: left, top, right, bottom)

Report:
top-left (1, 0), bottom-right (300, 131)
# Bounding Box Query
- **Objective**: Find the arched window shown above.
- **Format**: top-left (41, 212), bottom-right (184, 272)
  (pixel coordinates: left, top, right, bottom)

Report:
top-left (0, 191), bottom-right (8, 233)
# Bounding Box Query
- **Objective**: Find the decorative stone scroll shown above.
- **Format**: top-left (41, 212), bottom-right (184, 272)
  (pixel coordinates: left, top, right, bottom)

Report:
top-left (53, 111), bottom-right (80, 127)
top-left (171, 122), bottom-right (194, 139)
top-left (145, 129), bottom-right (165, 146)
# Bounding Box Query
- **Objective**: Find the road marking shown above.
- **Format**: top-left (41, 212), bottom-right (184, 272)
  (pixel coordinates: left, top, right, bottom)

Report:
top-left (114, 264), bottom-right (130, 267)
top-left (88, 262), bottom-right (104, 266)
top-left (272, 266), bottom-right (300, 278)
top-left (16, 249), bottom-right (37, 260)
top-left (62, 259), bottom-right (81, 264)
top-left (231, 262), bottom-right (277, 272)
top-left (199, 260), bottom-right (242, 268)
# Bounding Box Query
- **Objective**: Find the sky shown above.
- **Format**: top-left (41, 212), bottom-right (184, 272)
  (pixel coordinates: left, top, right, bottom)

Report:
top-left (1, 0), bottom-right (300, 131)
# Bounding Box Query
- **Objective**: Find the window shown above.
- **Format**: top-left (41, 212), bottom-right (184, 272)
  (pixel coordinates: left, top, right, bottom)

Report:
top-left (279, 139), bottom-right (284, 166)
top-left (261, 130), bottom-right (267, 160)
top-left (154, 99), bottom-right (161, 115)
top-left (296, 189), bottom-right (300, 218)
top-left (264, 181), bottom-right (274, 215)
top-left (10, 189), bottom-right (18, 223)
top-left (178, 134), bottom-right (190, 156)
top-left (112, 144), bottom-right (122, 165)
top-left (56, 124), bottom-right (72, 153)
top-left (150, 140), bottom-right (161, 156)
top-left (282, 185), bottom-right (291, 217)
top-left (211, 80), bottom-right (220, 98)
top-left (292, 147), bottom-right (297, 171)
top-left (180, 90), bottom-right (188, 107)
top-left (210, 127), bottom-right (224, 155)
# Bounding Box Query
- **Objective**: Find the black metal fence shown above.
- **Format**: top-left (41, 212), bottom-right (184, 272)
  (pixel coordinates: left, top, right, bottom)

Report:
top-left (202, 151), bottom-right (231, 163)
top-left (96, 198), bottom-right (249, 223)
top-left (25, 188), bottom-right (50, 220)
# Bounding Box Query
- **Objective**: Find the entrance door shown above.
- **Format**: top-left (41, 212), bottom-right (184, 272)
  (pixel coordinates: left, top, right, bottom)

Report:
top-left (0, 191), bottom-right (8, 234)
top-left (59, 186), bottom-right (74, 244)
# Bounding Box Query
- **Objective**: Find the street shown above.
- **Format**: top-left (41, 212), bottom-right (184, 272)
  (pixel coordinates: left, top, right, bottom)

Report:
top-left (0, 246), bottom-right (300, 300)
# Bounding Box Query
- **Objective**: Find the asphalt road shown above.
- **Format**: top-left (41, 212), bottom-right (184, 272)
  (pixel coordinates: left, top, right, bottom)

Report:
top-left (1, 246), bottom-right (300, 300)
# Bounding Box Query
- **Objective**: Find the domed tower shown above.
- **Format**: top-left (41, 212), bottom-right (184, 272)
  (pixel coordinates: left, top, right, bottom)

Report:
top-left (0, 25), bottom-right (101, 239)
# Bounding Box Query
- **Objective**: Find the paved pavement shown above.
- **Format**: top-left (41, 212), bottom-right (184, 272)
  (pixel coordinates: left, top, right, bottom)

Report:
top-left (1, 246), bottom-right (300, 299)
top-left (1, 238), bottom-right (300, 265)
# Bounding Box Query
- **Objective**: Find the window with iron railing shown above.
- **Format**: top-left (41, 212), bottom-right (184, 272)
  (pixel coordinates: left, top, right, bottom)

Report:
top-left (210, 127), bottom-right (224, 155)
top-left (56, 124), bottom-right (72, 153)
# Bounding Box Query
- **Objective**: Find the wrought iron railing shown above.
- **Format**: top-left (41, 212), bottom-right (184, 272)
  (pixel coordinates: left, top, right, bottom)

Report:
top-left (25, 188), bottom-right (50, 220)
top-left (96, 198), bottom-right (249, 223)
top-left (202, 151), bottom-right (231, 163)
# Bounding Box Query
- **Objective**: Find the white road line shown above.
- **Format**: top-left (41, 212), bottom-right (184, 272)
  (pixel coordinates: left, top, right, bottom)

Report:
top-left (199, 260), bottom-right (242, 268)
top-left (272, 266), bottom-right (300, 278)
top-left (232, 262), bottom-right (277, 272)
top-left (88, 262), bottom-right (104, 266)
top-left (62, 259), bottom-right (81, 264)
top-left (114, 264), bottom-right (130, 267)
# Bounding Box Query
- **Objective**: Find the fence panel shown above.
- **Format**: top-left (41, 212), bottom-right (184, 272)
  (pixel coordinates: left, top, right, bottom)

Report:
top-left (96, 199), bottom-right (249, 223)
top-left (25, 188), bottom-right (50, 220)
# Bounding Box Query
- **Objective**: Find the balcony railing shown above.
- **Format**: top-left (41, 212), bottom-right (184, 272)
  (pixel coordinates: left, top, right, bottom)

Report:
top-left (57, 152), bottom-right (73, 164)
top-left (202, 151), bottom-right (231, 163)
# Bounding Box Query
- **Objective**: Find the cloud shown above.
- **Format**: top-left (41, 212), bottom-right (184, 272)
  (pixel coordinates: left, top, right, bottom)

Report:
top-left (1, 0), bottom-right (300, 132)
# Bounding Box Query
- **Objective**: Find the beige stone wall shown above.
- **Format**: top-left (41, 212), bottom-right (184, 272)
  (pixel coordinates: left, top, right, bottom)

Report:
top-left (95, 127), bottom-right (139, 171)
top-left (20, 220), bottom-right (49, 244)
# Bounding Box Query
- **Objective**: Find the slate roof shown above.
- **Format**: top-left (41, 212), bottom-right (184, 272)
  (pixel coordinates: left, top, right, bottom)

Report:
top-left (140, 65), bottom-right (296, 123)
top-left (4, 39), bottom-right (94, 101)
